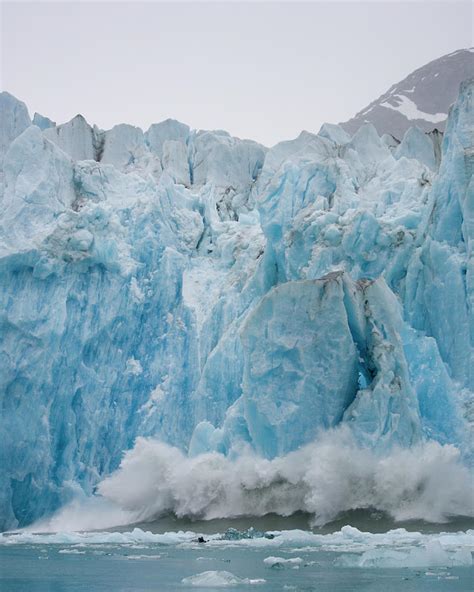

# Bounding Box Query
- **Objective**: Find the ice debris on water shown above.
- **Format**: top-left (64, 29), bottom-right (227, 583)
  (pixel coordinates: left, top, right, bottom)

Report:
top-left (220, 528), bottom-right (274, 541)
top-left (263, 556), bottom-right (303, 568)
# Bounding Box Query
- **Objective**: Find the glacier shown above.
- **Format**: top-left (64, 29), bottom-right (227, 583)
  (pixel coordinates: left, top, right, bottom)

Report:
top-left (0, 78), bottom-right (472, 531)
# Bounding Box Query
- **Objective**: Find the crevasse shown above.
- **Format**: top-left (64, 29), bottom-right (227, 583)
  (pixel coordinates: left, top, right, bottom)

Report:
top-left (0, 80), bottom-right (472, 530)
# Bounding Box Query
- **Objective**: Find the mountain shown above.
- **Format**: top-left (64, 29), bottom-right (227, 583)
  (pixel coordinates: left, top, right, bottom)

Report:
top-left (340, 48), bottom-right (473, 139)
top-left (0, 73), bottom-right (472, 530)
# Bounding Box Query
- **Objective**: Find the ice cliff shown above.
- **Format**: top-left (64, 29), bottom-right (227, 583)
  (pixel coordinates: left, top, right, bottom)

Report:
top-left (0, 78), bottom-right (472, 530)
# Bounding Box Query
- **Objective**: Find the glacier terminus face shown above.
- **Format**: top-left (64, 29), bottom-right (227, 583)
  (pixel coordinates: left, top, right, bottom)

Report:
top-left (0, 78), bottom-right (472, 531)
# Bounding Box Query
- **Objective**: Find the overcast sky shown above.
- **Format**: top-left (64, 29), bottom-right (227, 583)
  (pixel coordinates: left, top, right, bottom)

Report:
top-left (1, 1), bottom-right (472, 145)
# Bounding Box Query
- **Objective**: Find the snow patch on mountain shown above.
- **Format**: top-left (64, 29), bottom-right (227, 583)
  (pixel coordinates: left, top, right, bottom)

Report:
top-left (381, 94), bottom-right (447, 124)
top-left (341, 48), bottom-right (473, 138)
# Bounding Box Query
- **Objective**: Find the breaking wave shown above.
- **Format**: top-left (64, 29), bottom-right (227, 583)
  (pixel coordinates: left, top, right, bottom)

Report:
top-left (92, 429), bottom-right (473, 527)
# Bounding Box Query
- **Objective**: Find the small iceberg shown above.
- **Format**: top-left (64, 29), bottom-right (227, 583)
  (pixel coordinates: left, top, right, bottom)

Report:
top-left (182, 570), bottom-right (265, 587)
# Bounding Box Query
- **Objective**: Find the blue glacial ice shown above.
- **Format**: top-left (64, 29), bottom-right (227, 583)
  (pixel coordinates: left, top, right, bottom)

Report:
top-left (0, 80), bottom-right (472, 530)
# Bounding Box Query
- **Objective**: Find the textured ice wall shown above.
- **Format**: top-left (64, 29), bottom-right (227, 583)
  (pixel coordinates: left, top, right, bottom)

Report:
top-left (0, 80), bottom-right (472, 530)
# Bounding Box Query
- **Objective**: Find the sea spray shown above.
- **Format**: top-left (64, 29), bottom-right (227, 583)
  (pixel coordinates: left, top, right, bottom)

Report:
top-left (92, 429), bottom-right (474, 527)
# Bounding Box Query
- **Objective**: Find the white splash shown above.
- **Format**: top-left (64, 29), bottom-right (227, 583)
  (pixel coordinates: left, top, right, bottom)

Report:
top-left (95, 429), bottom-right (473, 527)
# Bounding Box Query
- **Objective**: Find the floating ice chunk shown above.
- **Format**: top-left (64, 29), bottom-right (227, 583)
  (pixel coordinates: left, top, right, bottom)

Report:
top-left (0, 528), bottom-right (197, 546)
top-left (182, 571), bottom-right (265, 587)
top-left (263, 556), bottom-right (303, 567)
top-left (341, 540), bottom-right (473, 568)
top-left (125, 554), bottom-right (161, 560)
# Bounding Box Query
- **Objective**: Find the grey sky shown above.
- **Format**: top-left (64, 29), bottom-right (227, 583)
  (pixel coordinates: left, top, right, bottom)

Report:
top-left (1, 1), bottom-right (472, 146)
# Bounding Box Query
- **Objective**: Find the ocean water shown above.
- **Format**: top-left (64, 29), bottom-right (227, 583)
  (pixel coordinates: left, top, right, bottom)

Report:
top-left (1, 515), bottom-right (473, 591)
